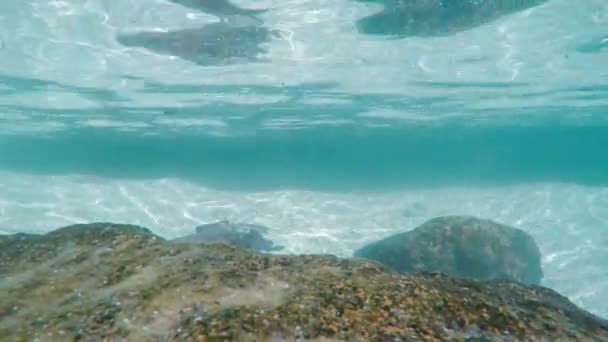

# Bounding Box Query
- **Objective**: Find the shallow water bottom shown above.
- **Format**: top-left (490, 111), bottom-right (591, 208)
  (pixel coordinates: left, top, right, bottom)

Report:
top-left (0, 170), bottom-right (606, 318)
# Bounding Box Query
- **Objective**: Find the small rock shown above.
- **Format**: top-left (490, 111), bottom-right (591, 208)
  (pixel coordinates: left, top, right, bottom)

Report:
top-left (170, 220), bottom-right (283, 252)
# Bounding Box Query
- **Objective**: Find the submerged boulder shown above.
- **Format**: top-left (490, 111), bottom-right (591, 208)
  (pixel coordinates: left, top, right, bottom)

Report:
top-left (170, 220), bottom-right (283, 252)
top-left (1, 222), bottom-right (606, 341)
top-left (354, 216), bottom-right (543, 285)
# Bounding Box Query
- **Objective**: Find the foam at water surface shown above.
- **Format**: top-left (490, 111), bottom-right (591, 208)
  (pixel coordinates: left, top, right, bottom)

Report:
top-left (0, 171), bottom-right (606, 318)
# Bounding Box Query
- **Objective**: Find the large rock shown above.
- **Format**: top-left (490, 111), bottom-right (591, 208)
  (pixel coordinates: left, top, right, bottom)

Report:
top-left (354, 216), bottom-right (543, 285)
top-left (170, 220), bottom-right (283, 252)
top-left (1, 222), bottom-right (606, 340)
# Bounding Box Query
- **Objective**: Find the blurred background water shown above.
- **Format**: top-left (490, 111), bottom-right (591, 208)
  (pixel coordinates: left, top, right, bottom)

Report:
top-left (0, 0), bottom-right (607, 318)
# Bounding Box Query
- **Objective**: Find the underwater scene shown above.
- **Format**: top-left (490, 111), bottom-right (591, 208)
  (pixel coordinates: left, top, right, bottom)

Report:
top-left (1, 0), bottom-right (608, 340)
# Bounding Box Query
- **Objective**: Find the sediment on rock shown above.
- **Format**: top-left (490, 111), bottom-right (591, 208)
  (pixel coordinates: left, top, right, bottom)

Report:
top-left (1, 222), bottom-right (606, 341)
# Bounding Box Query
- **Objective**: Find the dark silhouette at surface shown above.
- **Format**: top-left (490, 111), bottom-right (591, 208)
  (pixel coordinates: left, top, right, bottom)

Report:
top-left (355, 0), bottom-right (549, 38)
top-left (116, 22), bottom-right (280, 66)
top-left (117, 0), bottom-right (278, 66)
top-left (166, 0), bottom-right (268, 24)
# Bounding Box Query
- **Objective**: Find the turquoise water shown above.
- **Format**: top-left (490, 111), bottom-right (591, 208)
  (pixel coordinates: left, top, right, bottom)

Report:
top-left (0, 0), bottom-right (607, 318)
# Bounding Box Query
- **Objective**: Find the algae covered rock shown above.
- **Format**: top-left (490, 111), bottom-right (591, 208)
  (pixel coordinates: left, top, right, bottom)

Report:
top-left (170, 220), bottom-right (283, 252)
top-left (354, 216), bottom-right (543, 285)
top-left (1, 222), bottom-right (606, 341)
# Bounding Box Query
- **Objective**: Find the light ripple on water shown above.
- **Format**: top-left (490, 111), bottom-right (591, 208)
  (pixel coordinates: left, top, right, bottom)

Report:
top-left (0, 0), bottom-right (607, 134)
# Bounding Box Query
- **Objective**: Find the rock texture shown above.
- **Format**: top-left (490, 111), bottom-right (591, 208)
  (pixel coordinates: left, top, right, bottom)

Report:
top-left (1, 222), bottom-right (606, 341)
top-left (170, 220), bottom-right (283, 252)
top-left (354, 216), bottom-right (543, 285)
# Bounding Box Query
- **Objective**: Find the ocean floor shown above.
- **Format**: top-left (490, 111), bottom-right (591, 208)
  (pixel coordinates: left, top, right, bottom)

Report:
top-left (0, 170), bottom-right (606, 318)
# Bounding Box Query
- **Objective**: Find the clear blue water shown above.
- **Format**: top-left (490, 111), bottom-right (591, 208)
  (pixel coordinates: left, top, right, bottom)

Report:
top-left (0, 0), bottom-right (607, 318)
